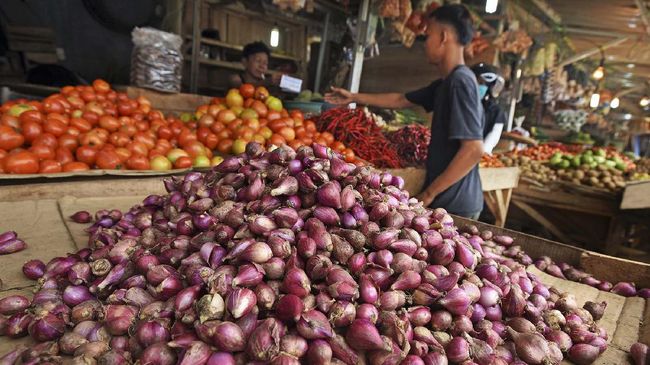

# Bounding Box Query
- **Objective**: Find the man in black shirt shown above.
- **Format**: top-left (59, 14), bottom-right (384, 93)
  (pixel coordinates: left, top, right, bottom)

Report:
top-left (325, 4), bottom-right (484, 219)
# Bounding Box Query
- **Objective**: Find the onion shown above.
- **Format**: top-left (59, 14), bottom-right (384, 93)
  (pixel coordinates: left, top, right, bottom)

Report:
top-left (631, 342), bottom-right (649, 365)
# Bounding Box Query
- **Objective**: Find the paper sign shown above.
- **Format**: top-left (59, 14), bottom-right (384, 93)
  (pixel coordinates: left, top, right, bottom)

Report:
top-left (280, 75), bottom-right (303, 93)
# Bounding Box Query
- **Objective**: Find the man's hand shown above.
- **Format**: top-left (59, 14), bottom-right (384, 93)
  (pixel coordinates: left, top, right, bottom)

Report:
top-left (324, 87), bottom-right (355, 105)
top-left (415, 191), bottom-right (436, 207)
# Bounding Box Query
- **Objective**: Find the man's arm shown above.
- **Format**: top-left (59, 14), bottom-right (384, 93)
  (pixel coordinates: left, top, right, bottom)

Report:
top-left (325, 87), bottom-right (415, 109)
top-left (416, 139), bottom-right (484, 206)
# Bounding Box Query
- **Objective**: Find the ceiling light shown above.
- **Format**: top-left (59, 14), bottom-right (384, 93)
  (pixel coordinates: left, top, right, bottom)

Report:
top-left (270, 25), bottom-right (280, 48)
top-left (610, 97), bottom-right (620, 108)
top-left (627, 63), bottom-right (635, 69)
top-left (624, 113), bottom-right (632, 120)
top-left (640, 96), bottom-right (650, 107)
top-left (485, 0), bottom-right (498, 14)
top-left (590, 93), bottom-right (600, 108)
top-left (592, 51), bottom-right (605, 80)
top-left (592, 66), bottom-right (605, 80)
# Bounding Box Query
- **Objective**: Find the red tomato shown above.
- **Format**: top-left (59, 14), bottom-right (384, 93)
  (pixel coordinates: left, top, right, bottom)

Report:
top-left (55, 147), bottom-right (74, 165)
top-left (96, 149), bottom-right (122, 169)
top-left (58, 134), bottom-right (79, 152)
top-left (62, 161), bottom-right (90, 172)
top-left (4, 151), bottom-right (39, 174)
top-left (92, 79), bottom-right (111, 93)
top-left (76, 145), bottom-right (98, 166)
top-left (127, 141), bottom-right (148, 157)
top-left (98, 116), bottom-right (120, 132)
top-left (29, 144), bottom-right (56, 160)
top-left (70, 118), bottom-right (92, 133)
top-left (19, 110), bottom-right (44, 124)
top-left (39, 160), bottom-right (63, 173)
top-left (157, 126), bottom-right (173, 140)
top-left (115, 147), bottom-right (131, 163)
top-left (174, 156), bottom-right (193, 169)
top-left (43, 118), bottom-right (67, 137)
top-left (0, 126), bottom-right (25, 151)
top-left (20, 121), bottom-right (43, 143)
top-left (32, 133), bottom-right (58, 149)
top-left (108, 132), bottom-right (130, 148)
top-left (126, 155), bottom-right (150, 170)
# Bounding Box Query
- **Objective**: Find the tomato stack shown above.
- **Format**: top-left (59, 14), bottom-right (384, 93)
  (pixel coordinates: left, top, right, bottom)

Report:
top-left (192, 84), bottom-right (359, 164)
top-left (0, 80), bottom-right (222, 174)
top-left (0, 80), bottom-right (360, 175)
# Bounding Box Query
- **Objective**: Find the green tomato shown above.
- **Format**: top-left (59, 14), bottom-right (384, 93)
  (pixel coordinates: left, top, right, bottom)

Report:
top-left (581, 155), bottom-right (594, 165)
top-left (193, 155), bottom-right (211, 168)
top-left (8, 104), bottom-right (34, 117)
top-left (559, 160), bottom-right (570, 169)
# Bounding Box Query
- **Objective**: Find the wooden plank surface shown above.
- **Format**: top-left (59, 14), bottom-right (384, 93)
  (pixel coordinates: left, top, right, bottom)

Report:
top-left (451, 214), bottom-right (650, 286)
top-left (621, 181), bottom-right (650, 210)
top-left (513, 183), bottom-right (619, 216)
top-left (479, 166), bottom-right (520, 191)
top-left (0, 176), bottom-right (168, 202)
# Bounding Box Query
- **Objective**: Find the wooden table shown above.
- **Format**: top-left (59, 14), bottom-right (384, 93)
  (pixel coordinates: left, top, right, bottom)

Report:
top-left (479, 167), bottom-right (520, 227)
top-left (509, 181), bottom-right (650, 255)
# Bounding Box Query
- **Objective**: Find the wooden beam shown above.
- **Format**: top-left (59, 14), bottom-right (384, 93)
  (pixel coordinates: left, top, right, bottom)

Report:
top-left (558, 36), bottom-right (629, 67)
top-left (564, 26), bottom-right (628, 38)
top-left (512, 200), bottom-right (575, 244)
top-left (634, 0), bottom-right (650, 36)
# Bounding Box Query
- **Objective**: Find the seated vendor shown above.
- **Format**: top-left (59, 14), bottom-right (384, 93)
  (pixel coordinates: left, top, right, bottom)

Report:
top-left (228, 41), bottom-right (282, 90)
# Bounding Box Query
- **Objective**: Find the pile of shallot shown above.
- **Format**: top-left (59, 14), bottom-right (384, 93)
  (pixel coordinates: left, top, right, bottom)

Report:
top-left (0, 142), bottom-right (611, 364)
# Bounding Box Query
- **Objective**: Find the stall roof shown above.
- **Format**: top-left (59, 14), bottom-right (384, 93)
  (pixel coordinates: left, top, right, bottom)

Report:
top-left (547, 0), bottom-right (650, 96)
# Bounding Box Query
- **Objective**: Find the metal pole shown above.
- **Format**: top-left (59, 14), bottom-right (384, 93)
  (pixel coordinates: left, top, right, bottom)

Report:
top-left (189, 0), bottom-right (201, 93)
top-left (314, 11), bottom-right (331, 94)
top-left (348, 0), bottom-right (370, 93)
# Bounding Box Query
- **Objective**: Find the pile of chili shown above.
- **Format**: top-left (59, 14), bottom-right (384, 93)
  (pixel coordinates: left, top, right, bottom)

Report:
top-left (317, 107), bottom-right (401, 168)
top-left (385, 124), bottom-right (430, 167)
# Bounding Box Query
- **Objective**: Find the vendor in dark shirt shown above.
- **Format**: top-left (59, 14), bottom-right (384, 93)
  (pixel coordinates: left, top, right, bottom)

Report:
top-left (228, 41), bottom-right (282, 90)
top-left (325, 4), bottom-right (484, 218)
top-left (471, 63), bottom-right (506, 154)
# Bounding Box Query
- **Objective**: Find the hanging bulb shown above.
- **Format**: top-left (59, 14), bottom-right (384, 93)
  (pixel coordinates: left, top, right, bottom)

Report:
top-left (270, 25), bottom-right (280, 48)
top-left (485, 0), bottom-right (498, 13)
top-left (592, 66), bottom-right (604, 80)
top-left (610, 97), bottom-right (619, 109)
top-left (590, 93), bottom-right (600, 108)
top-left (640, 96), bottom-right (650, 108)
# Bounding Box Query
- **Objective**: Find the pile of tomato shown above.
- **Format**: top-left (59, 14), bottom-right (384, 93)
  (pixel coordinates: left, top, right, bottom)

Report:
top-left (191, 84), bottom-right (359, 164)
top-left (0, 80), bottom-right (360, 175)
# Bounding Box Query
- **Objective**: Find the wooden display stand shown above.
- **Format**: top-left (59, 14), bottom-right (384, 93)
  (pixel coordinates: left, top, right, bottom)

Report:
top-left (510, 181), bottom-right (650, 255)
top-left (479, 167), bottom-right (520, 227)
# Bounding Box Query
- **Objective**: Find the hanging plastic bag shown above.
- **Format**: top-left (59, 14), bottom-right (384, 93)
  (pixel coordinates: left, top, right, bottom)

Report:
top-left (130, 27), bottom-right (183, 93)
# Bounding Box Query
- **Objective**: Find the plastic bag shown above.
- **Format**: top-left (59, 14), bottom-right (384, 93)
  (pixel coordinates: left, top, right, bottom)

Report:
top-left (130, 27), bottom-right (183, 93)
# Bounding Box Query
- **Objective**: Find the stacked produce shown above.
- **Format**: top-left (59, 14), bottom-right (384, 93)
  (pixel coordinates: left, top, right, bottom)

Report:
top-left (0, 79), bottom-right (222, 174)
top-left (385, 124), bottom-right (430, 167)
top-left (534, 256), bottom-right (650, 298)
top-left (192, 86), bottom-right (359, 164)
top-left (318, 107), bottom-right (401, 168)
top-left (630, 158), bottom-right (650, 181)
top-left (479, 155), bottom-right (505, 168)
top-left (0, 142), bottom-right (616, 364)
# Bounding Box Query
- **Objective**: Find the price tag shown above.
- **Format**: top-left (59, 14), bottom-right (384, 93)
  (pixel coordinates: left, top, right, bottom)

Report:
top-left (280, 75), bottom-right (302, 93)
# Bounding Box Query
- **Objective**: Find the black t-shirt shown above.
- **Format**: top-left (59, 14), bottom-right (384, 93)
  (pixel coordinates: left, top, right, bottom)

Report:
top-left (482, 98), bottom-right (506, 138)
top-left (405, 65), bottom-right (484, 216)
